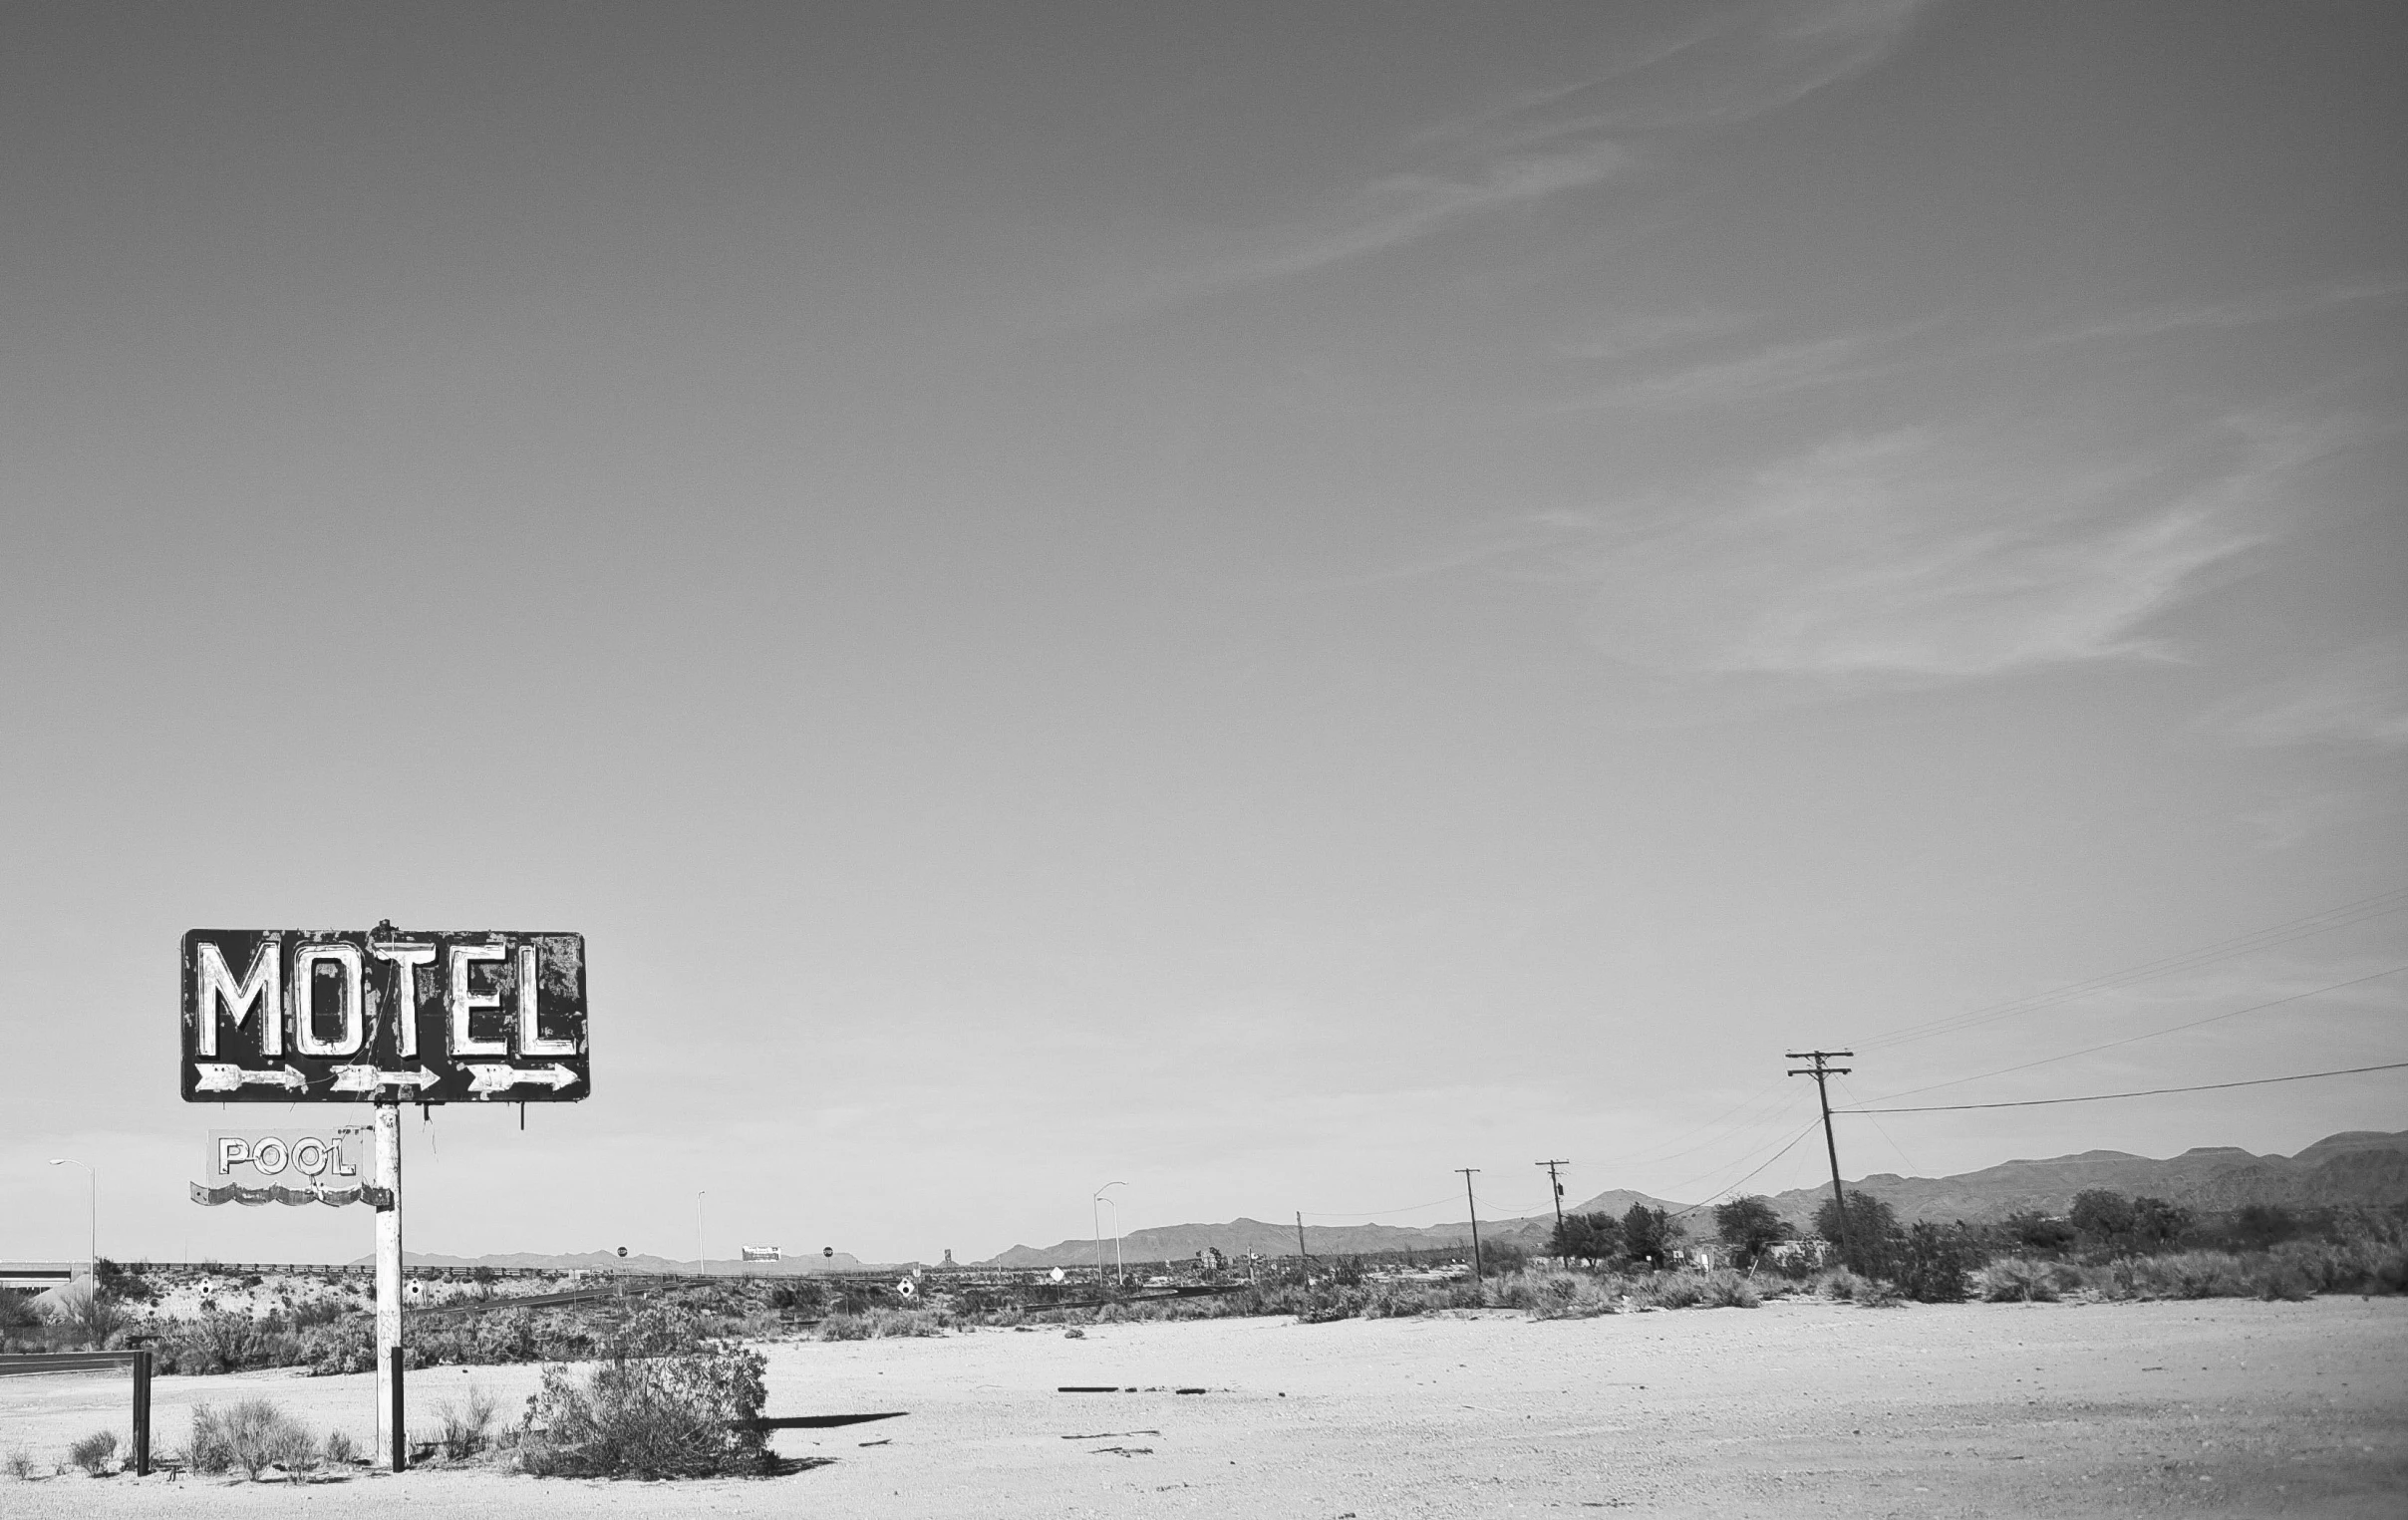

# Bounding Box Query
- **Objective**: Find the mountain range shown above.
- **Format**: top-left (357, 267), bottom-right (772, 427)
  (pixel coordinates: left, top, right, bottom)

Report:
top-left (970, 1130), bottom-right (2408, 1267)
top-left (306, 1131), bottom-right (2407, 1274)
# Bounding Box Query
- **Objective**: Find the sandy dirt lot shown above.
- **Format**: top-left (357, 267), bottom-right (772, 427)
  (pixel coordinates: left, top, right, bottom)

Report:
top-left (3, 1297), bottom-right (2403, 1517)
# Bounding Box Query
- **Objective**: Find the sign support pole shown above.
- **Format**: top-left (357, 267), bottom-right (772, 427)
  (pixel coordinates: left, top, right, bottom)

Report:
top-left (372, 1098), bottom-right (404, 1471)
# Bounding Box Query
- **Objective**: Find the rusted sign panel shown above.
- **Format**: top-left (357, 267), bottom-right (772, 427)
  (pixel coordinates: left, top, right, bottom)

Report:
top-left (180, 929), bottom-right (589, 1103)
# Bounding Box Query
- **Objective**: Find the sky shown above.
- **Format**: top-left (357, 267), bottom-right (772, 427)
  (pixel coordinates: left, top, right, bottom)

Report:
top-left (3, 0), bottom-right (2402, 1268)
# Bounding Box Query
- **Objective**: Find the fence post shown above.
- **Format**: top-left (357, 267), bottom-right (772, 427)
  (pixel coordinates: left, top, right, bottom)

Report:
top-left (133, 1350), bottom-right (152, 1476)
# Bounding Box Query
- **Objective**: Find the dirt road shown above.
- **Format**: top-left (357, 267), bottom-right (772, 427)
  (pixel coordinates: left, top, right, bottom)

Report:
top-left (4, 1296), bottom-right (2402, 1517)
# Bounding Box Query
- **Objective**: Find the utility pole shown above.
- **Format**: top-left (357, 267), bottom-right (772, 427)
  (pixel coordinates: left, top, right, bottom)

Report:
top-left (1456, 1169), bottom-right (1483, 1283)
top-left (372, 1097), bottom-right (404, 1471)
top-left (1787, 1051), bottom-right (1854, 1267)
top-left (1535, 1159), bottom-right (1569, 1235)
top-left (1294, 1211), bottom-right (1309, 1269)
top-left (1093, 1182), bottom-right (1125, 1292)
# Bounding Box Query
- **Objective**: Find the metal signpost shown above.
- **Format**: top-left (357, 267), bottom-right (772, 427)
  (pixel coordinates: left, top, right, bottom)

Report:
top-left (181, 927), bottom-right (589, 1472)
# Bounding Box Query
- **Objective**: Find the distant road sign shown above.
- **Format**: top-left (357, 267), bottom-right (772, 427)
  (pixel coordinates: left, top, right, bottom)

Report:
top-left (181, 929), bottom-right (588, 1104)
top-left (742, 1245), bottom-right (781, 1262)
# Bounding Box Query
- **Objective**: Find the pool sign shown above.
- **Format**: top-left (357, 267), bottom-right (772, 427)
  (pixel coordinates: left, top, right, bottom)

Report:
top-left (181, 929), bottom-right (589, 1103)
top-left (206, 1128), bottom-right (364, 1185)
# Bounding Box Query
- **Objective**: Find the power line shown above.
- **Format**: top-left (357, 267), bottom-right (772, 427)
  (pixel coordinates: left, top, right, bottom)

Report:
top-left (1853, 886), bottom-right (2408, 1053)
top-left (1840, 1060), bottom-right (2408, 1114)
top-left (1859, 964), bottom-right (2408, 1106)
top-left (1669, 1118), bottom-right (1826, 1219)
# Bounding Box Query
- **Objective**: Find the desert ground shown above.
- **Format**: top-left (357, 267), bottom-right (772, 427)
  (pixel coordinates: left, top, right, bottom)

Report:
top-left (3, 1297), bottom-right (2403, 1518)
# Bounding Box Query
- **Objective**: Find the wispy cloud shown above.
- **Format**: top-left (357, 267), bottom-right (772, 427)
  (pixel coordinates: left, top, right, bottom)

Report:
top-left (1200, 143), bottom-right (1630, 289)
top-left (1562, 430), bottom-right (2274, 682)
top-left (1324, 412), bottom-right (2345, 694)
top-left (1115, 0), bottom-right (1933, 308)
top-left (2205, 634), bottom-right (2408, 752)
top-left (1557, 335), bottom-right (1880, 410)
top-left (2028, 277), bottom-right (2408, 349)
top-left (1550, 309), bottom-right (1757, 362)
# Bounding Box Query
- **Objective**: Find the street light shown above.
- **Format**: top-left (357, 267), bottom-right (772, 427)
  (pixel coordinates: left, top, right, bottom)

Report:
top-left (49, 1159), bottom-right (95, 1284)
top-left (1091, 1181), bottom-right (1125, 1290)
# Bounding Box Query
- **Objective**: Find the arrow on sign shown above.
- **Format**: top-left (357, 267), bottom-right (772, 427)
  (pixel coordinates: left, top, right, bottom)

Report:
top-left (192, 1064), bottom-right (306, 1093)
top-left (465, 1064), bottom-right (578, 1094)
top-left (329, 1066), bottom-right (443, 1093)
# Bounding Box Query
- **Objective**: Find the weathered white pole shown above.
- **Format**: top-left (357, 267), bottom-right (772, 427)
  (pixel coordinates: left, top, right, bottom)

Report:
top-left (373, 1099), bottom-right (403, 1470)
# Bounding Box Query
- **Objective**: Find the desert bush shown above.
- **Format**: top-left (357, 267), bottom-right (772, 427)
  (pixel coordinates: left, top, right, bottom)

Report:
top-left (54, 1292), bottom-right (129, 1350)
top-left (815, 1307), bottom-right (944, 1341)
top-left (514, 1306), bottom-right (767, 1479)
top-left (184, 1404), bottom-right (233, 1473)
top-left (1699, 1270), bottom-right (1760, 1308)
top-left (2123, 1251), bottom-right (2250, 1300)
top-left (68, 1430), bottom-right (118, 1476)
top-left (1974, 1256), bottom-right (2062, 1303)
top-left (95, 1261), bottom-right (154, 1304)
top-left (4, 1447), bottom-right (37, 1479)
top-left (1357, 1280), bottom-right (1435, 1319)
top-left (1524, 1272), bottom-right (1626, 1320)
top-left (435, 1386), bottom-right (498, 1460)
top-left (322, 1430), bottom-right (358, 1467)
top-left (187, 1399), bottom-right (315, 1480)
top-left (1645, 1274), bottom-right (1706, 1309)
top-left (1893, 1222), bottom-right (1977, 1304)
top-left (0, 1287), bottom-right (38, 1329)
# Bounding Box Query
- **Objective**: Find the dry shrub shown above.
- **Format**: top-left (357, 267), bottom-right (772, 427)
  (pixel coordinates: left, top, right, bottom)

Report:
top-left (1975, 1257), bottom-right (2062, 1303)
top-left (186, 1399), bottom-right (318, 1480)
top-left (515, 1306), bottom-right (767, 1479)
top-left (817, 1308), bottom-right (944, 1341)
top-left (1815, 1267), bottom-right (1869, 1301)
top-left (1699, 1271), bottom-right (1760, 1309)
top-left (4, 1447), bottom-right (36, 1480)
top-left (67, 1431), bottom-right (118, 1476)
top-left (322, 1430), bottom-right (358, 1467)
top-left (2125, 1252), bottom-right (2253, 1300)
top-left (434, 1386), bottom-right (498, 1459)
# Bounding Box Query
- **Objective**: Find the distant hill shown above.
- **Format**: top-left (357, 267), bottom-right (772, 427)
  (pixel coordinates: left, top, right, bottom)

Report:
top-left (1562, 1188), bottom-right (1692, 1220)
top-left (972, 1197), bottom-right (1688, 1271)
top-left (971, 1133), bottom-right (2408, 1268)
top-left (311, 1133), bottom-right (2406, 1273)
top-left (1759, 1129), bottom-right (2408, 1230)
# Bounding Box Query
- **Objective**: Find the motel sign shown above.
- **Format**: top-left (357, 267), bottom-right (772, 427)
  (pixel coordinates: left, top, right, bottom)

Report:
top-left (180, 929), bottom-right (589, 1103)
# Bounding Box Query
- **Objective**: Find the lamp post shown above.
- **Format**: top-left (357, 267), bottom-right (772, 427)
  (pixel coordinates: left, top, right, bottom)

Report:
top-left (1091, 1181), bottom-right (1125, 1290)
top-left (48, 1158), bottom-right (96, 1284)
